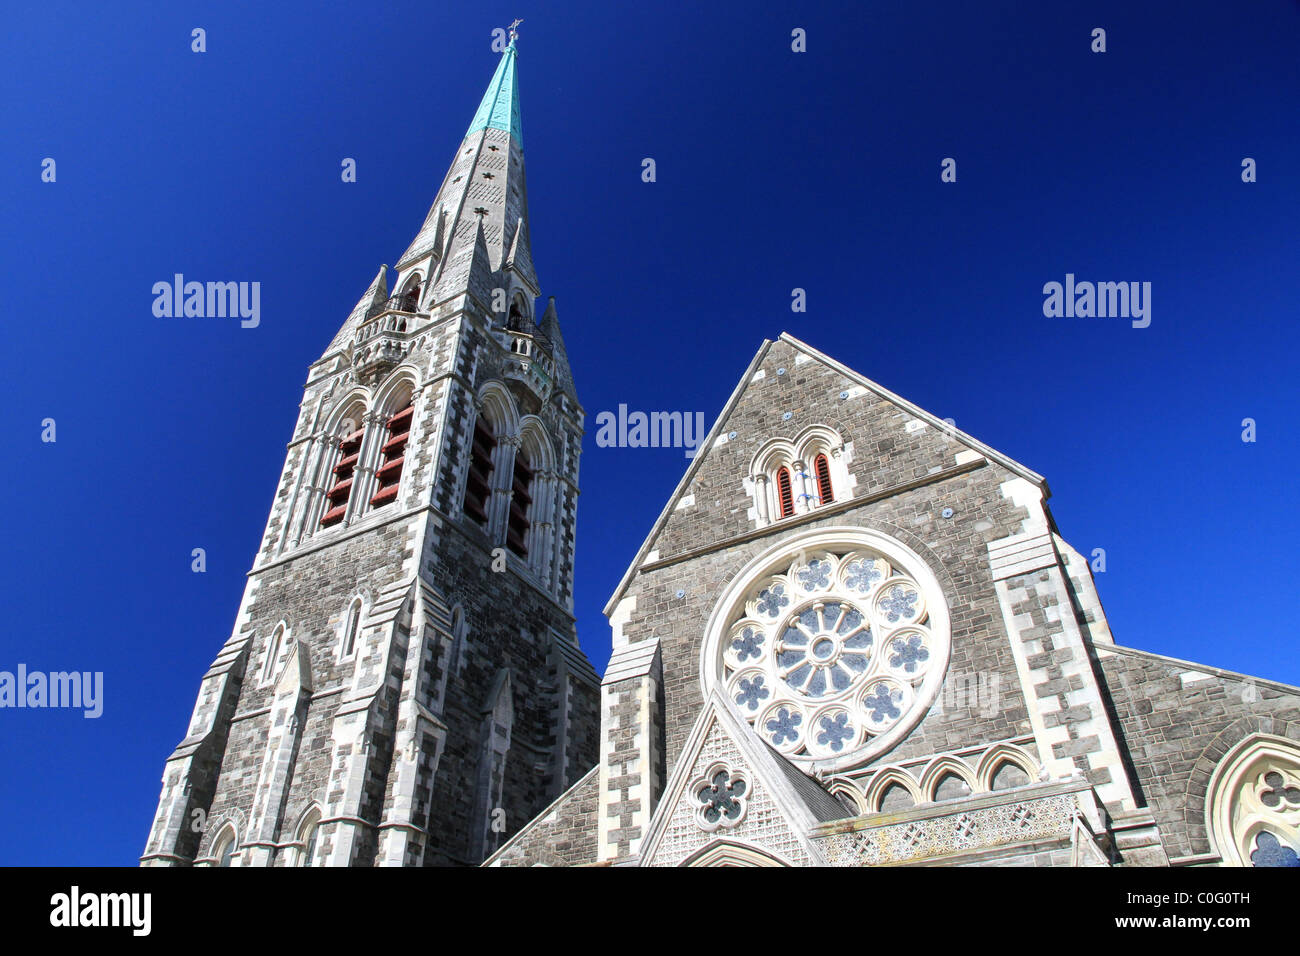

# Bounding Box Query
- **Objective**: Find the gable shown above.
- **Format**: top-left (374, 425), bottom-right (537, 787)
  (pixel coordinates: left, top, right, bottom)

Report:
top-left (640, 692), bottom-right (850, 867)
top-left (642, 714), bottom-right (814, 866)
top-left (605, 333), bottom-right (1044, 617)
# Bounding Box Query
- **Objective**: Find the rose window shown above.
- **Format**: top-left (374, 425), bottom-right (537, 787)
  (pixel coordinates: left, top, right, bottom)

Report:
top-left (713, 545), bottom-right (948, 771)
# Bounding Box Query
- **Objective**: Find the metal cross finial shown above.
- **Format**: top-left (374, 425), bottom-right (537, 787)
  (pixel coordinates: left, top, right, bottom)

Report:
top-left (508, 18), bottom-right (523, 42)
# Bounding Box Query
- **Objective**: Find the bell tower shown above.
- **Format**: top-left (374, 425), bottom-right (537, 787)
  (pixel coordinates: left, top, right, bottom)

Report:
top-left (141, 28), bottom-right (599, 867)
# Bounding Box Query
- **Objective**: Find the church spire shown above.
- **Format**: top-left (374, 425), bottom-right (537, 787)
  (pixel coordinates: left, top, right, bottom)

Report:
top-left (393, 28), bottom-right (536, 307)
top-left (465, 32), bottom-right (522, 145)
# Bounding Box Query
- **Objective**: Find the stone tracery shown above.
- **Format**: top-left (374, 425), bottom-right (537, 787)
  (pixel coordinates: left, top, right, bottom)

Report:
top-left (713, 543), bottom-right (948, 771)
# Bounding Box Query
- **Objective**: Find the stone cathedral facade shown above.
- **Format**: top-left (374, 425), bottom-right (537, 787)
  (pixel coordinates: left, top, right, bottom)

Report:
top-left (145, 37), bottom-right (1300, 870)
top-left (490, 331), bottom-right (1300, 867)
top-left (142, 36), bottom-right (599, 867)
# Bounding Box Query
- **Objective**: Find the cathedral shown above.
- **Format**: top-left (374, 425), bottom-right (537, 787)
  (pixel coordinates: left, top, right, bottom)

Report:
top-left (143, 34), bottom-right (1300, 869)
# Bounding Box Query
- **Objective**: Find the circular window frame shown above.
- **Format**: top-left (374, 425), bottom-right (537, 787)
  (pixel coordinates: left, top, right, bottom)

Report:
top-left (700, 526), bottom-right (951, 774)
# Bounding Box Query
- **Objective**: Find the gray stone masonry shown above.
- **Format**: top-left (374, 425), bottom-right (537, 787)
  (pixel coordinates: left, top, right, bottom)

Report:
top-left (1096, 645), bottom-right (1300, 862)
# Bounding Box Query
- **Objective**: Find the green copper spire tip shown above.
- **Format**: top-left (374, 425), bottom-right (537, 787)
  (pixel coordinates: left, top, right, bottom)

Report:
top-left (466, 26), bottom-right (523, 144)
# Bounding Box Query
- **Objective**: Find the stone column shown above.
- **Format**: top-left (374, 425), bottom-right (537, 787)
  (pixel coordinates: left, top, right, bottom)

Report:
top-left (752, 473), bottom-right (770, 523)
top-left (345, 411), bottom-right (386, 525)
top-left (791, 459), bottom-right (811, 514)
top-left (490, 435), bottom-right (521, 543)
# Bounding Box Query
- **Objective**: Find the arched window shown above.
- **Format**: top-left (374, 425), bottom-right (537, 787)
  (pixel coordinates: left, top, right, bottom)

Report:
top-left (295, 809), bottom-right (322, 867)
top-left (507, 296), bottom-right (528, 331)
top-left (776, 467), bottom-right (794, 519)
top-left (397, 274), bottom-right (422, 313)
top-left (506, 451), bottom-right (534, 558)
top-left (262, 625), bottom-right (285, 683)
top-left (320, 424), bottom-right (364, 528)
top-left (463, 417), bottom-right (496, 526)
top-left (212, 827), bottom-right (237, 867)
top-left (341, 598), bottom-right (362, 658)
top-left (449, 605), bottom-right (468, 675)
top-left (1207, 734), bottom-right (1300, 866)
top-left (814, 453), bottom-right (834, 505)
top-left (370, 399), bottom-right (413, 508)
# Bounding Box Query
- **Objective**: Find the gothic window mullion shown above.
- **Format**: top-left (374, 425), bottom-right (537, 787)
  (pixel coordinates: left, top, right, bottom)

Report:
top-left (489, 436), bottom-right (519, 544)
top-left (506, 452), bottom-right (534, 560)
top-left (344, 411), bottom-right (386, 525)
top-left (301, 430), bottom-right (337, 540)
top-left (298, 431), bottom-right (333, 540)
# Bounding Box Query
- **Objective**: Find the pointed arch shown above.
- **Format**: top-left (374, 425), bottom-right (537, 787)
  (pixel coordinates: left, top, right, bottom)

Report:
top-left (681, 838), bottom-right (791, 867)
top-left (210, 822), bottom-right (239, 867)
top-left (1206, 733), bottom-right (1300, 866)
top-left (476, 380), bottom-right (521, 437)
top-left (792, 424), bottom-right (844, 462)
top-left (369, 374), bottom-right (417, 509)
top-left (371, 366), bottom-right (419, 417)
top-left (824, 776), bottom-right (870, 815)
top-left (396, 270), bottom-right (423, 313)
top-left (919, 756), bottom-right (978, 803)
top-left (465, 381), bottom-right (521, 539)
top-left (508, 419), bottom-right (553, 565)
top-left (319, 391), bottom-right (370, 528)
top-left (751, 437), bottom-right (798, 477)
top-left (292, 804), bottom-right (323, 867)
top-left (322, 387), bottom-right (372, 437)
top-left (795, 425), bottom-right (845, 509)
top-left (517, 416), bottom-right (556, 471)
top-left (749, 428), bottom-right (846, 525)
top-left (339, 597), bottom-right (364, 659)
top-left (976, 743), bottom-right (1038, 792)
top-left (863, 767), bottom-right (923, 813)
top-left (261, 622), bottom-right (289, 685)
top-left (506, 291), bottom-right (531, 331)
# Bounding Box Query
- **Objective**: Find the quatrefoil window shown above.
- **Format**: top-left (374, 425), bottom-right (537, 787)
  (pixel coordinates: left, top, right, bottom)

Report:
top-left (711, 540), bottom-right (949, 772)
top-left (692, 764), bottom-right (750, 832)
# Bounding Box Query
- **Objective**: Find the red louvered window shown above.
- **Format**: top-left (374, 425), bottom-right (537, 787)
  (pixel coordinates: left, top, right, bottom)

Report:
top-left (463, 418), bottom-right (495, 526)
top-left (776, 467), bottom-right (794, 519)
top-left (370, 401), bottom-right (413, 508)
top-left (320, 426), bottom-right (365, 527)
top-left (506, 455), bottom-right (533, 558)
top-left (814, 453), bottom-right (834, 505)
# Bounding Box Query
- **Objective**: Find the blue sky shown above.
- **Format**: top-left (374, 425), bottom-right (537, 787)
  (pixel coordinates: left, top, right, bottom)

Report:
top-left (1, 1), bottom-right (1296, 865)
